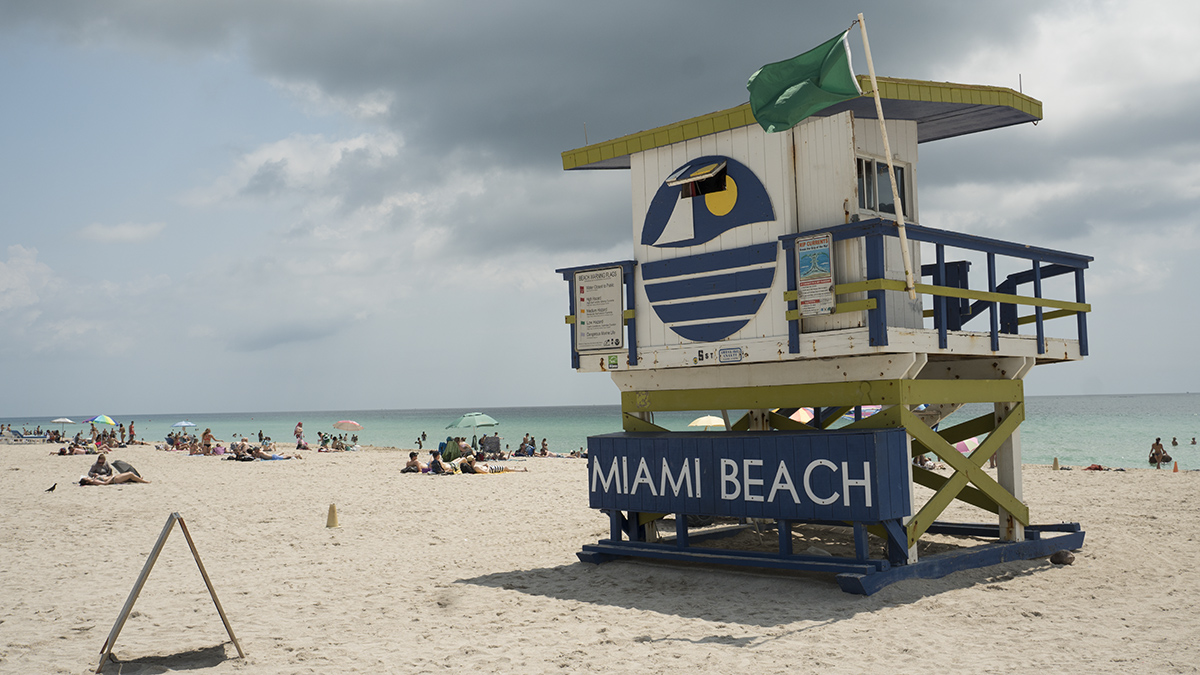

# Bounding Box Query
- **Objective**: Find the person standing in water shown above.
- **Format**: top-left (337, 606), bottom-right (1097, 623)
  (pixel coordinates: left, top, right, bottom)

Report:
top-left (1150, 438), bottom-right (1167, 468)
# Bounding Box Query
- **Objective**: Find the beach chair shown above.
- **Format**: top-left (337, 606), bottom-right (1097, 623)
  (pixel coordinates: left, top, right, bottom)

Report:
top-left (9, 430), bottom-right (45, 443)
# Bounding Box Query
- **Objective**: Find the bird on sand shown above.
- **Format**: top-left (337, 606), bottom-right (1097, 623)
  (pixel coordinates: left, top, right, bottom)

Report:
top-left (45, 483), bottom-right (56, 492)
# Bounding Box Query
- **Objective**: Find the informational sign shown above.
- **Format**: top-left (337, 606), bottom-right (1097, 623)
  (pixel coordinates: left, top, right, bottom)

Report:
top-left (795, 233), bottom-right (835, 316)
top-left (587, 429), bottom-right (910, 522)
top-left (574, 267), bottom-right (624, 352)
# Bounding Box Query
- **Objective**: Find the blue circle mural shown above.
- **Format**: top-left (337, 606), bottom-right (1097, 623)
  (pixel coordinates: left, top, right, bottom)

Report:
top-left (640, 155), bottom-right (777, 343)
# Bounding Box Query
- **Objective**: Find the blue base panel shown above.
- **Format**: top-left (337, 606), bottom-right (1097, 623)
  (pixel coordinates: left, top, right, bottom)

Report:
top-left (577, 521), bottom-right (1084, 595)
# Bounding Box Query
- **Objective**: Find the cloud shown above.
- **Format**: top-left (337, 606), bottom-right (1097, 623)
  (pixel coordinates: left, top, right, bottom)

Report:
top-left (77, 221), bottom-right (166, 243)
top-left (228, 321), bottom-right (341, 352)
top-left (0, 245), bottom-right (55, 312)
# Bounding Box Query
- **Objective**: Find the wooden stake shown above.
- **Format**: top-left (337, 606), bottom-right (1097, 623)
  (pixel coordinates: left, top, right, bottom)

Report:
top-left (857, 13), bottom-right (917, 300)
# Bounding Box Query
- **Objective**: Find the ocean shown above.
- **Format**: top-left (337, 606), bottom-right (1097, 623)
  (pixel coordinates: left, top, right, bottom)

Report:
top-left (4, 393), bottom-right (1197, 469)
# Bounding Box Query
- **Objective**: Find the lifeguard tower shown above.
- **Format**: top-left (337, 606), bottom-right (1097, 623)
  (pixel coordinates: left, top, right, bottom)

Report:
top-left (555, 74), bottom-right (1090, 594)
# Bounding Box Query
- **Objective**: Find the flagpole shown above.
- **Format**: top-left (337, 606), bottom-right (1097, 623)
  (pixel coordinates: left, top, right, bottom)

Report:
top-left (857, 12), bottom-right (917, 300)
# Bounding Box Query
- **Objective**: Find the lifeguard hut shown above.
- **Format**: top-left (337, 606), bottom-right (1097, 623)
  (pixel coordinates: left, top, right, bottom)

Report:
top-left (555, 71), bottom-right (1090, 594)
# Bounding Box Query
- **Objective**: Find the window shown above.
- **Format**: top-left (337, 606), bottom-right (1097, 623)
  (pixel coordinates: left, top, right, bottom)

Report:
top-left (668, 160), bottom-right (728, 199)
top-left (857, 157), bottom-right (908, 218)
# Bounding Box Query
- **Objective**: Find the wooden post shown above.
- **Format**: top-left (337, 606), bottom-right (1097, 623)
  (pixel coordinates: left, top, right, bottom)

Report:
top-left (857, 12), bottom-right (917, 300)
top-left (995, 357), bottom-right (1034, 541)
top-left (995, 400), bottom-right (1025, 542)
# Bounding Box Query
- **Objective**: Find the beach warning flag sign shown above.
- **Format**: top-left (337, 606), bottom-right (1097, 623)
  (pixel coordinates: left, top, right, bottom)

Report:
top-left (747, 30), bottom-right (862, 133)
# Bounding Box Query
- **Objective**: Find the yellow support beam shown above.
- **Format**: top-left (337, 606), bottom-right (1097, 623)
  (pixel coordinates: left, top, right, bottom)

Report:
top-left (621, 413), bottom-right (669, 433)
top-left (834, 278), bottom-right (1090, 314)
top-left (785, 298), bottom-right (875, 321)
top-left (901, 406), bottom-right (1028, 547)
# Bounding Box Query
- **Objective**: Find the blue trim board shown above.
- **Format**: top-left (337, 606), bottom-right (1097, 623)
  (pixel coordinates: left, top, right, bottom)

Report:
top-left (671, 320), bottom-right (750, 343)
top-left (642, 243), bottom-right (777, 280)
top-left (577, 521), bottom-right (1084, 595)
top-left (835, 528), bottom-right (1085, 595)
top-left (645, 268), bottom-right (776, 302)
top-left (650, 293), bottom-right (768, 323)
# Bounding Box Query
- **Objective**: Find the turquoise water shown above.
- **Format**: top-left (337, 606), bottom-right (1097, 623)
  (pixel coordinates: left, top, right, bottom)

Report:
top-left (4, 393), bottom-right (1197, 469)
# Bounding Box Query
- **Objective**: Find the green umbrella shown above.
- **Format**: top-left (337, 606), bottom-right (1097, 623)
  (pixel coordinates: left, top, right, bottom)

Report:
top-left (446, 412), bottom-right (499, 451)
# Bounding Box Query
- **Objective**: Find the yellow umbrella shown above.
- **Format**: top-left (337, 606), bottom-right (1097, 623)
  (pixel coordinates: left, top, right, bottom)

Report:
top-left (688, 415), bottom-right (726, 430)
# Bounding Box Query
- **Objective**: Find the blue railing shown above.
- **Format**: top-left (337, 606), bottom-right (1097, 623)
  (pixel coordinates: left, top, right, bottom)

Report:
top-left (780, 219), bottom-right (1093, 356)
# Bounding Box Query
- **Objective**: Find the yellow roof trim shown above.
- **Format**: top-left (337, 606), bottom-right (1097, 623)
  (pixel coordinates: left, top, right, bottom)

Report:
top-left (562, 76), bottom-right (1042, 171)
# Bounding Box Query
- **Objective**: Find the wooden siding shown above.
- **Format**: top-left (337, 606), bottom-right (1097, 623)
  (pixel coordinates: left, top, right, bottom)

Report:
top-left (631, 125), bottom-right (793, 353)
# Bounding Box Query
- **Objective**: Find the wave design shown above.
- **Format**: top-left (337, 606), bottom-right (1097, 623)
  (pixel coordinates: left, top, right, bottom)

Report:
top-left (643, 242), bottom-right (777, 343)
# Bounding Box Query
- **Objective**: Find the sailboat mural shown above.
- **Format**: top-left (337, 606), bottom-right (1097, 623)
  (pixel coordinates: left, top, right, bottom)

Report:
top-left (640, 155), bottom-right (778, 342)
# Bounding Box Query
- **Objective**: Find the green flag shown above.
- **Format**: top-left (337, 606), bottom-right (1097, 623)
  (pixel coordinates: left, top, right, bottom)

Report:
top-left (747, 30), bottom-right (862, 133)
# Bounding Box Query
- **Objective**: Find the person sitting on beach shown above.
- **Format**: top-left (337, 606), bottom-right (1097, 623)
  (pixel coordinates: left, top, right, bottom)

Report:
top-left (81, 454), bottom-right (150, 485)
top-left (428, 449), bottom-right (454, 474)
top-left (252, 438), bottom-right (299, 460)
top-left (229, 437), bottom-right (253, 460)
top-left (402, 452), bottom-right (427, 473)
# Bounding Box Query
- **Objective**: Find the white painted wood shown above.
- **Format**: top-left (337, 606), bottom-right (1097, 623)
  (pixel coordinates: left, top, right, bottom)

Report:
top-left (795, 112), bottom-right (865, 334)
top-left (629, 124), bottom-right (794, 354)
top-left (608, 352), bottom-right (924, 391)
top-left (574, 326), bottom-right (1082, 373)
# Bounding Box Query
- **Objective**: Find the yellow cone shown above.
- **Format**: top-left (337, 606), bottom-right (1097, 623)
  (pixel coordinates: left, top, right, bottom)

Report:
top-left (1052, 457), bottom-right (1059, 471)
top-left (326, 503), bottom-right (340, 528)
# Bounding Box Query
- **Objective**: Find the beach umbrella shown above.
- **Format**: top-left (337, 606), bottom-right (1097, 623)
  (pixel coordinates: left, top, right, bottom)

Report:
top-left (688, 415), bottom-right (726, 430)
top-left (789, 408), bottom-right (815, 424)
top-left (446, 412), bottom-right (499, 447)
top-left (954, 437), bottom-right (981, 455)
top-left (332, 420), bottom-right (363, 432)
top-left (446, 412), bottom-right (499, 431)
top-left (50, 417), bottom-right (75, 432)
top-left (171, 420), bottom-right (196, 429)
top-left (86, 415), bottom-right (116, 426)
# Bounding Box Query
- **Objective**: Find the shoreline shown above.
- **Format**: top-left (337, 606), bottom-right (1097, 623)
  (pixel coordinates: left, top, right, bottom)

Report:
top-left (1, 440), bottom-right (1197, 673)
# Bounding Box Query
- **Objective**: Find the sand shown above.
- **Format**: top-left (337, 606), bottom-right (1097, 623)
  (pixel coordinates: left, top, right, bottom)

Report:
top-left (1, 441), bottom-right (1198, 674)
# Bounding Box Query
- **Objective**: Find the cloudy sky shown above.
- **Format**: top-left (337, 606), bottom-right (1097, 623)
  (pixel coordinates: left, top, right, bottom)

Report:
top-left (1, 1), bottom-right (1196, 418)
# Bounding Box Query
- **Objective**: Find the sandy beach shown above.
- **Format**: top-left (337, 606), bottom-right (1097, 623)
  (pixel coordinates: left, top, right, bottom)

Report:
top-left (1, 441), bottom-right (1198, 674)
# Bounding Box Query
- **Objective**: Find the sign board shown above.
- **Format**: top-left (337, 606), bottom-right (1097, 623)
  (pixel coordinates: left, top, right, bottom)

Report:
top-left (587, 429), bottom-right (910, 522)
top-left (795, 233), bottom-right (835, 316)
top-left (574, 267), bottom-right (624, 352)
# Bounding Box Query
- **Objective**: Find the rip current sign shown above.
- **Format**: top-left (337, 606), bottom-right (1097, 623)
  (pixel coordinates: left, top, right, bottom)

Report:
top-left (574, 267), bottom-right (624, 352)
top-left (587, 429), bottom-right (910, 522)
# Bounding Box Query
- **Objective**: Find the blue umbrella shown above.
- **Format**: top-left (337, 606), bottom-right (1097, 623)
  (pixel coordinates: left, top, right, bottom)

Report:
top-left (171, 420), bottom-right (196, 429)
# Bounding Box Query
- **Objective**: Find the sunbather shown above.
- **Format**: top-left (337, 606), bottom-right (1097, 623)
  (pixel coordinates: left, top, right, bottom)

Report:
top-left (80, 454), bottom-right (149, 485)
top-left (402, 452), bottom-right (427, 473)
top-left (252, 438), bottom-right (298, 460)
top-left (428, 449), bottom-right (454, 474)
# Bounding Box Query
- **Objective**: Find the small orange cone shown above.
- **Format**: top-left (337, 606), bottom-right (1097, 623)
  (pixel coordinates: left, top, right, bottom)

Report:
top-left (1174, 461), bottom-right (1179, 473)
top-left (326, 503), bottom-right (340, 528)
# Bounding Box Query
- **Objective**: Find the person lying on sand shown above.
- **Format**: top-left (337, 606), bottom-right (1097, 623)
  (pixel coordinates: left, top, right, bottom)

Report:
top-left (402, 452), bottom-right (427, 473)
top-left (80, 454), bottom-right (149, 485)
top-left (253, 438), bottom-right (299, 460)
top-left (458, 453), bottom-right (528, 474)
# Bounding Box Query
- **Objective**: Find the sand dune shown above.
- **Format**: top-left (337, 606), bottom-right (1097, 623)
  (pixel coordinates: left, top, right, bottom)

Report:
top-left (1, 441), bottom-right (1196, 674)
